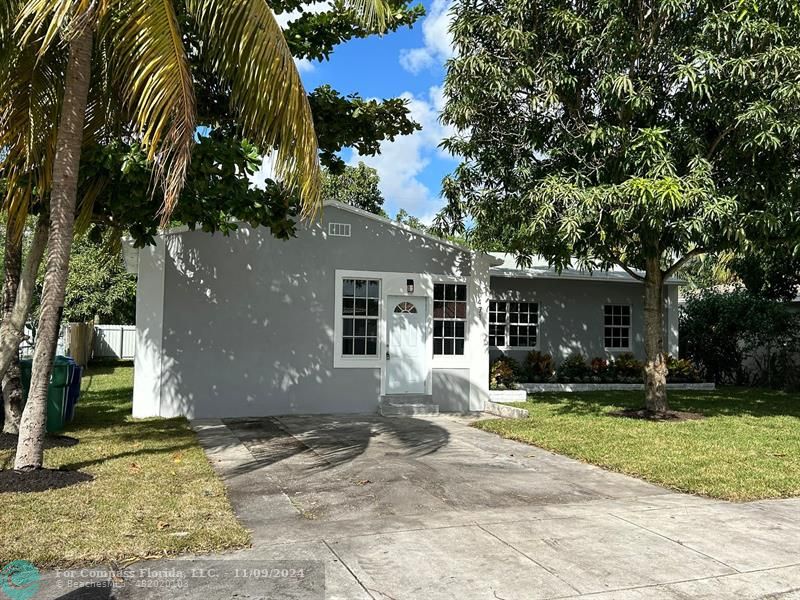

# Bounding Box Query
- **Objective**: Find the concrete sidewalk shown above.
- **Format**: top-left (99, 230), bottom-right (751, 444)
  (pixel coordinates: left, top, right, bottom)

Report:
top-left (37, 414), bottom-right (800, 599)
top-left (185, 414), bottom-right (800, 599)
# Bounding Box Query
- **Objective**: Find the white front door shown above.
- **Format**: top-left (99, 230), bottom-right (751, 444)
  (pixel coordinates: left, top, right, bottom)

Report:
top-left (386, 296), bottom-right (428, 394)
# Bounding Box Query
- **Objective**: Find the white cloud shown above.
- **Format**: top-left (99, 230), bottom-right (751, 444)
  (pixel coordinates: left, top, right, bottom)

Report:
top-left (399, 0), bottom-right (455, 74)
top-left (350, 86), bottom-right (456, 224)
top-left (294, 58), bottom-right (315, 73)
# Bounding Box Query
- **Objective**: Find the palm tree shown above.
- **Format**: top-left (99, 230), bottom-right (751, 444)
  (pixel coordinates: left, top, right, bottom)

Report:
top-left (2, 0), bottom-right (388, 470)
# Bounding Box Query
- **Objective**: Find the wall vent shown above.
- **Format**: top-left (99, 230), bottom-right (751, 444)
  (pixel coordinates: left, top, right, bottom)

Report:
top-left (328, 222), bottom-right (351, 237)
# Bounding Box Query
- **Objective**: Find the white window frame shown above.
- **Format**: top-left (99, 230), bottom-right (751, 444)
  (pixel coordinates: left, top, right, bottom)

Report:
top-left (333, 270), bottom-right (473, 374)
top-left (603, 304), bottom-right (632, 351)
top-left (328, 222), bottom-right (351, 237)
top-left (429, 275), bottom-right (471, 369)
top-left (432, 281), bottom-right (468, 358)
top-left (334, 271), bottom-right (385, 369)
top-left (489, 298), bottom-right (540, 351)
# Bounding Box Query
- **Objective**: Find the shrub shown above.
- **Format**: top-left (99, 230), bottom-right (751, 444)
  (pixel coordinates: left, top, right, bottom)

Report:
top-left (612, 352), bottom-right (643, 381)
top-left (556, 353), bottom-right (591, 382)
top-left (589, 357), bottom-right (616, 382)
top-left (524, 351), bottom-right (555, 382)
top-left (680, 288), bottom-right (800, 385)
top-left (666, 356), bottom-right (702, 383)
top-left (490, 356), bottom-right (520, 389)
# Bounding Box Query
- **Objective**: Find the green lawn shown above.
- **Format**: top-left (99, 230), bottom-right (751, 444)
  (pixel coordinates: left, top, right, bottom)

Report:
top-left (0, 364), bottom-right (250, 567)
top-left (476, 388), bottom-right (800, 501)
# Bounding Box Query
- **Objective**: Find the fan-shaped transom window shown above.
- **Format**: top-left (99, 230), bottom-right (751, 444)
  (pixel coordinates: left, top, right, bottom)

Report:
top-left (394, 301), bottom-right (417, 314)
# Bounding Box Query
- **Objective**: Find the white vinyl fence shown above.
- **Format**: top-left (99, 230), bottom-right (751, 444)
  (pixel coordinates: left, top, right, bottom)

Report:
top-left (20, 324), bottom-right (136, 360)
top-left (92, 325), bottom-right (136, 359)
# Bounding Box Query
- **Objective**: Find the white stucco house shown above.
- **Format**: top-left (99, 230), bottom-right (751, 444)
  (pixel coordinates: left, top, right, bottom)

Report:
top-left (129, 201), bottom-right (679, 419)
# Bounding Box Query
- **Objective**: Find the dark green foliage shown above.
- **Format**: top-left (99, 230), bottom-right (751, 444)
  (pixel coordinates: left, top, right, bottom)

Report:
top-left (556, 353), bottom-right (591, 382)
top-left (81, 1), bottom-right (423, 247)
top-left (730, 248), bottom-right (800, 302)
top-left (612, 352), bottom-right (645, 380)
top-left (322, 162), bottom-right (385, 215)
top-left (680, 289), bottom-right (800, 385)
top-left (489, 356), bottom-right (520, 389)
top-left (62, 227), bottom-right (137, 325)
top-left (438, 0), bottom-right (800, 302)
top-left (310, 86), bottom-right (421, 174)
top-left (666, 356), bottom-right (703, 384)
top-left (278, 0), bottom-right (425, 62)
top-left (525, 350), bottom-right (555, 382)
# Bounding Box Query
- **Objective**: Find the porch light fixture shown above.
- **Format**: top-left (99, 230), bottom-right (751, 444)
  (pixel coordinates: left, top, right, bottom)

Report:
top-left (406, 279), bottom-right (414, 294)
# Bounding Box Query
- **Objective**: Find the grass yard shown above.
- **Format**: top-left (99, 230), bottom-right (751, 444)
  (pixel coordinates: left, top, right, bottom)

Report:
top-left (476, 388), bottom-right (800, 501)
top-left (0, 363), bottom-right (250, 567)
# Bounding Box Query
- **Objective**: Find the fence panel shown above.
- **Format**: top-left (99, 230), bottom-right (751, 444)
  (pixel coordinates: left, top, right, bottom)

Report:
top-left (93, 325), bottom-right (136, 359)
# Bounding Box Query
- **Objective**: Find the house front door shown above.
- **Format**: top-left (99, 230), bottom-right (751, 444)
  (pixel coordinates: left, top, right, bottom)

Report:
top-left (386, 296), bottom-right (427, 394)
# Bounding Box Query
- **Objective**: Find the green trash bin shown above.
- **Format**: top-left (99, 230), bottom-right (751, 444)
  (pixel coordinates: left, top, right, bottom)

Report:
top-left (19, 356), bottom-right (72, 433)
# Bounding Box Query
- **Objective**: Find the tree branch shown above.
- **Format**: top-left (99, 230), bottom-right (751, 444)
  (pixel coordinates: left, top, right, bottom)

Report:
top-left (613, 258), bottom-right (646, 281)
top-left (665, 247), bottom-right (707, 278)
top-left (706, 124), bottom-right (735, 160)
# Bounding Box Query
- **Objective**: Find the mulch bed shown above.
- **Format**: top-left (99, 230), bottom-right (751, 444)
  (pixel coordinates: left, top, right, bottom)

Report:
top-left (0, 468), bottom-right (93, 493)
top-left (0, 432), bottom-right (79, 450)
top-left (610, 408), bottom-right (706, 422)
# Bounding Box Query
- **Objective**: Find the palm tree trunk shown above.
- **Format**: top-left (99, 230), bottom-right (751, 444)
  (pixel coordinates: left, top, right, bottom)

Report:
top-left (643, 258), bottom-right (669, 413)
top-left (0, 214), bottom-right (49, 382)
top-left (14, 26), bottom-right (93, 470)
top-left (2, 227), bottom-right (24, 433)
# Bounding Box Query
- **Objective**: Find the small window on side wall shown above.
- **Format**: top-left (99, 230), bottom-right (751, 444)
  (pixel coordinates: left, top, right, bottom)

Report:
top-left (433, 283), bottom-right (467, 355)
top-left (604, 304), bottom-right (631, 349)
top-left (342, 278), bottom-right (379, 356)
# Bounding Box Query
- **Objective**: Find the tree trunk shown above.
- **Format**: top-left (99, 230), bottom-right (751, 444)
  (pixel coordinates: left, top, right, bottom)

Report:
top-left (0, 214), bottom-right (49, 382)
top-left (643, 258), bottom-right (669, 413)
top-left (2, 228), bottom-right (24, 433)
top-left (14, 26), bottom-right (93, 471)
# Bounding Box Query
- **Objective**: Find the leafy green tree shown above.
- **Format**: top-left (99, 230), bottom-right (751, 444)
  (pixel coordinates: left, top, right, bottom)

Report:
top-left (681, 289), bottom-right (800, 386)
top-left (63, 228), bottom-right (137, 325)
top-left (730, 248), bottom-right (800, 302)
top-left (395, 208), bottom-right (427, 232)
top-left (2, 0), bottom-right (393, 470)
top-left (322, 162), bottom-right (386, 215)
top-left (439, 0), bottom-right (800, 412)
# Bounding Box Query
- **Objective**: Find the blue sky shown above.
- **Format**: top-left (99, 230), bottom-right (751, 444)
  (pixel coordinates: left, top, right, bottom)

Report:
top-left (279, 0), bottom-right (456, 223)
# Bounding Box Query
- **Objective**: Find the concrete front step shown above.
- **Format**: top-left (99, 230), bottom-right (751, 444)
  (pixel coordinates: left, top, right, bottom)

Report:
top-left (380, 395), bottom-right (439, 417)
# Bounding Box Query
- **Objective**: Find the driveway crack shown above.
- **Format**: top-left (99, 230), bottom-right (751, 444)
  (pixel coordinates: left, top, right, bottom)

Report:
top-left (475, 523), bottom-right (582, 596)
top-left (322, 538), bottom-right (377, 599)
top-left (609, 512), bottom-right (741, 574)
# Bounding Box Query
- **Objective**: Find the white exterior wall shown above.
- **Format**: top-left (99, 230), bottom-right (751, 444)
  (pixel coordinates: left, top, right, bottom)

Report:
top-left (132, 204), bottom-right (491, 419)
top-left (666, 284), bottom-right (680, 357)
top-left (132, 239), bottom-right (166, 418)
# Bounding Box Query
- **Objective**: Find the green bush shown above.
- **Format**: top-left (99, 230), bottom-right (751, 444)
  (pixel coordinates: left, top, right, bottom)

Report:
top-left (589, 357), bottom-right (616, 382)
top-left (490, 356), bottom-right (520, 389)
top-left (680, 289), bottom-right (800, 385)
top-left (524, 351), bottom-right (555, 382)
top-left (611, 352), bottom-right (644, 382)
top-left (666, 356), bottom-right (702, 383)
top-left (556, 353), bottom-right (591, 382)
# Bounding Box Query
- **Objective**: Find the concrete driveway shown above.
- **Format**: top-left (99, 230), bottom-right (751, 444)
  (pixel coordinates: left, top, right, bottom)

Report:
top-left (180, 414), bottom-right (800, 600)
top-left (39, 414), bottom-right (797, 599)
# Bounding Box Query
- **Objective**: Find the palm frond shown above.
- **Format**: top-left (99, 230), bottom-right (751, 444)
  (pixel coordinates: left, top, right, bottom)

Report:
top-left (15, 0), bottom-right (98, 53)
top-left (106, 0), bottom-right (196, 221)
top-left (187, 0), bottom-right (322, 218)
top-left (0, 40), bottom-right (64, 236)
top-left (342, 0), bottom-right (390, 29)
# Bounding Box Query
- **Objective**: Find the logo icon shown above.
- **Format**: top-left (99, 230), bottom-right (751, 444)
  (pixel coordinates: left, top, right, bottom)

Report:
top-left (0, 560), bottom-right (40, 600)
